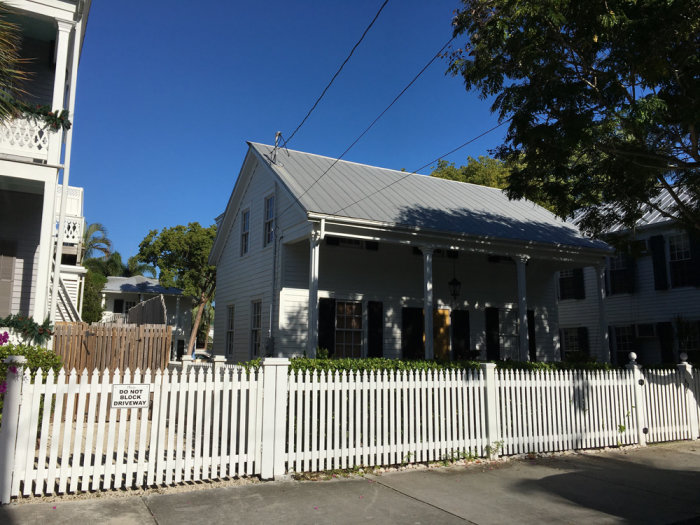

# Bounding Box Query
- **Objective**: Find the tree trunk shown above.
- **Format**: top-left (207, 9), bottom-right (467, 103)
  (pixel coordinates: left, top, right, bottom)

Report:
top-left (187, 293), bottom-right (207, 357)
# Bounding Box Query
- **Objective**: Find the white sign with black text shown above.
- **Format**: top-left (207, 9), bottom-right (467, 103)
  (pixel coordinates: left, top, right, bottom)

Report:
top-left (111, 384), bottom-right (150, 409)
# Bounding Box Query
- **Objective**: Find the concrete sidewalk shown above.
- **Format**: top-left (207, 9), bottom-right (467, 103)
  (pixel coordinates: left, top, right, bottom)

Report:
top-left (2, 441), bottom-right (699, 524)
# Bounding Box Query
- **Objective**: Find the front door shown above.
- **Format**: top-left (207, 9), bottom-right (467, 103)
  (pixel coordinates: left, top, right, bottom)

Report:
top-left (434, 308), bottom-right (450, 361)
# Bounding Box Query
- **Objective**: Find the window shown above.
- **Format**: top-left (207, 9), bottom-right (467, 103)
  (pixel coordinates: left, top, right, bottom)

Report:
top-left (677, 320), bottom-right (700, 363)
top-left (608, 253), bottom-right (635, 294)
top-left (113, 299), bottom-right (124, 313)
top-left (559, 268), bottom-right (585, 300)
top-left (613, 325), bottom-right (635, 364)
top-left (335, 301), bottom-right (363, 358)
top-left (125, 301), bottom-right (136, 313)
top-left (669, 232), bottom-right (693, 287)
top-left (560, 327), bottom-right (589, 360)
top-left (240, 210), bottom-right (250, 255)
top-left (226, 305), bottom-right (235, 356)
top-left (250, 300), bottom-right (262, 358)
top-left (263, 196), bottom-right (274, 246)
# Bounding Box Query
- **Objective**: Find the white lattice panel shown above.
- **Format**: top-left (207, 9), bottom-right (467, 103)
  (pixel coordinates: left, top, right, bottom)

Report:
top-left (0, 117), bottom-right (53, 160)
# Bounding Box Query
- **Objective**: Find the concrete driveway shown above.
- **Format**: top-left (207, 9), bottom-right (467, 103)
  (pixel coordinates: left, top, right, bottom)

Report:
top-left (2, 441), bottom-right (699, 524)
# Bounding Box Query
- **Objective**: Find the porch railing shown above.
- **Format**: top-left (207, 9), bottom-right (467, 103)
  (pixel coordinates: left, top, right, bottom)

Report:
top-left (0, 116), bottom-right (55, 162)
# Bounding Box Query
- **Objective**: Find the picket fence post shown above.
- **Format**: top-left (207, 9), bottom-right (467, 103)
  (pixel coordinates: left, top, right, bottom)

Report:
top-left (626, 352), bottom-right (648, 447)
top-left (260, 357), bottom-right (290, 480)
top-left (677, 353), bottom-right (700, 440)
top-left (0, 355), bottom-right (27, 504)
top-left (480, 363), bottom-right (500, 458)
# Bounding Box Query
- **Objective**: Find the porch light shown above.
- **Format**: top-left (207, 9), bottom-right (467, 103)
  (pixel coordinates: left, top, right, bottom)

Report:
top-left (448, 276), bottom-right (461, 300)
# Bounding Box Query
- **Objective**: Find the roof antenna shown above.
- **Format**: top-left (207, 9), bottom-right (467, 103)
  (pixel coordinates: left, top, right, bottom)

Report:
top-left (272, 131), bottom-right (282, 163)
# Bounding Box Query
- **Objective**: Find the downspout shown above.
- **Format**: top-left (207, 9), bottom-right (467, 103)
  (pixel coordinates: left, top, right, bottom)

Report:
top-left (50, 14), bottom-right (83, 323)
top-left (269, 181), bottom-right (280, 355)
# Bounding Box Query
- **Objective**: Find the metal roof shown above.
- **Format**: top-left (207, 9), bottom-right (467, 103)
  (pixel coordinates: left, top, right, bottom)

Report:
top-left (249, 142), bottom-right (608, 251)
top-left (601, 186), bottom-right (692, 233)
top-left (103, 276), bottom-right (182, 296)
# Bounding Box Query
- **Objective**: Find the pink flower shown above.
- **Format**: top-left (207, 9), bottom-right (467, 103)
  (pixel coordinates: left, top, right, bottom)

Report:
top-left (0, 381), bottom-right (6, 394)
top-left (0, 331), bottom-right (8, 345)
top-left (8, 366), bottom-right (17, 375)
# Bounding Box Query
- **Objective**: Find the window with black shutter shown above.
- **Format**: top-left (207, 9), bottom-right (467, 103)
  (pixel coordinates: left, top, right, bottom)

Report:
top-left (451, 310), bottom-right (470, 360)
top-left (608, 253), bottom-right (636, 294)
top-left (527, 310), bottom-right (537, 361)
top-left (317, 298), bottom-right (336, 355)
top-left (559, 268), bottom-right (585, 300)
top-left (669, 233), bottom-right (693, 287)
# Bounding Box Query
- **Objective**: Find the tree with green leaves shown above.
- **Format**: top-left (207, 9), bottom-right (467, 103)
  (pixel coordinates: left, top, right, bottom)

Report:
top-left (137, 223), bottom-right (217, 356)
top-left (83, 251), bottom-right (155, 279)
top-left (431, 156), bottom-right (509, 188)
top-left (449, 0), bottom-right (700, 236)
top-left (81, 223), bottom-right (111, 260)
top-left (81, 270), bottom-right (106, 323)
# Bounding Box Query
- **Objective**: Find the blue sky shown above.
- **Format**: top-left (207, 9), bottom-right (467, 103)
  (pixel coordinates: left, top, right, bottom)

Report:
top-left (70, 1), bottom-right (505, 260)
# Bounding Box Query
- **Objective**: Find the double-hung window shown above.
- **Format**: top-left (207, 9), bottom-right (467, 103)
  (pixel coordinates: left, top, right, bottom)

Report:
top-left (240, 210), bottom-right (250, 256)
top-left (669, 232), bottom-right (692, 287)
top-left (335, 301), bottom-right (363, 358)
top-left (226, 305), bottom-right (235, 356)
top-left (250, 300), bottom-right (262, 358)
top-left (264, 195), bottom-right (274, 246)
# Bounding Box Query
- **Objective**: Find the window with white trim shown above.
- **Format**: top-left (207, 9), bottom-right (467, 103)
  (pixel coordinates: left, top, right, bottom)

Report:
top-left (335, 300), bottom-right (363, 358)
top-left (263, 195), bottom-right (274, 247)
top-left (250, 300), bottom-right (262, 358)
top-left (240, 209), bottom-right (250, 256)
top-left (613, 325), bottom-right (635, 364)
top-left (226, 305), bottom-right (235, 356)
top-left (669, 232), bottom-right (693, 287)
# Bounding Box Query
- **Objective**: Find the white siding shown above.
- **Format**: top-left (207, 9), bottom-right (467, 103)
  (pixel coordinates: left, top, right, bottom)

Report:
top-left (212, 161), bottom-right (306, 361)
top-left (0, 190), bottom-right (42, 315)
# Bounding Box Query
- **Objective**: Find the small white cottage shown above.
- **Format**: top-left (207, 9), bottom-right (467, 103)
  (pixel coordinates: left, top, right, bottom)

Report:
top-left (210, 142), bottom-right (610, 362)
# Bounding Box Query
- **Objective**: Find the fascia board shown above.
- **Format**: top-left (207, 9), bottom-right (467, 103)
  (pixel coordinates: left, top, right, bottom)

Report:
top-left (6, 0), bottom-right (77, 20)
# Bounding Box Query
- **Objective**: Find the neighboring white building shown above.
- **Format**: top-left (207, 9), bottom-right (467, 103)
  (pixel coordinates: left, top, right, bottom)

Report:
top-left (101, 276), bottom-right (192, 359)
top-left (209, 142), bottom-right (611, 362)
top-left (0, 0), bottom-right (92, 323)
top-left (559, 191), bottom-right (700, 365)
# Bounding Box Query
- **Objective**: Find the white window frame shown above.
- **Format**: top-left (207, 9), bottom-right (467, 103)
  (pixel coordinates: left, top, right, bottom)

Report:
top-left (226, 305), bottom-right (235, 356)
top-left (263, 195), bottom-right (274, 247)
top-left (240, 209), bottom-right (250, 256)
top-left (669, 232), bottom-right (691, 262)
top-left (335, 300), bottom-right (363, 358)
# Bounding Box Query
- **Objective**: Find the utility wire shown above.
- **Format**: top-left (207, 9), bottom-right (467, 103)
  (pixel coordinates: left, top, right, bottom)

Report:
top-left (332, 119), bottom-right (510, 215)
top-left (282, 0), bottom-right (390, 149)
top-left (277, 36), bottom-right (456, 218)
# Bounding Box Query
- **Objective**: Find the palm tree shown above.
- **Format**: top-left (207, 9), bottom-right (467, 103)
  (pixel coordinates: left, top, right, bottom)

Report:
top-left (125, 255), bottom-right (156, 278)
top-left (83, 251), bottom-right (155, 278)
top-left (81, 223), bottom-right (112, 261)
top-left (0, 3), bottom-right (29, 121)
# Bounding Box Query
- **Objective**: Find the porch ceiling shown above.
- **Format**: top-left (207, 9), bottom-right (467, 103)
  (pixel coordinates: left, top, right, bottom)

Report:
top-left (0, 175), bottom-right (43, 195)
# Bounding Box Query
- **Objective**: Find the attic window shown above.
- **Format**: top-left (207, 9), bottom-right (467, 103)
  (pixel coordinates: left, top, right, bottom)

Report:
top-left (240, 209), bottom-right (250, 256)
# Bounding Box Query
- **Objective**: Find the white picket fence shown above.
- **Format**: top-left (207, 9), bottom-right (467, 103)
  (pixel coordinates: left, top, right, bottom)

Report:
top-left (1, 357), bottom-right (699, 503)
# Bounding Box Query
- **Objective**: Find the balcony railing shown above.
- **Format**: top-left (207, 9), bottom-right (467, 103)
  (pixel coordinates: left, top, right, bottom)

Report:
top-left (0, 116), bottom-right (56, 162)
top-left (55, 186), bottom-right (85, 244)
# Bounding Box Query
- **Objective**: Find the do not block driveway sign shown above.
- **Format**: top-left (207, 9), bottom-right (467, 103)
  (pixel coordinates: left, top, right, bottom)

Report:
top-left (111, 384), bottom-right (150, 409)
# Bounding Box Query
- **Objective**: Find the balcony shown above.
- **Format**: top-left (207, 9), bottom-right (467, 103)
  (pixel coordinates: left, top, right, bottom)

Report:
top-left (55, 185), bottom-right (85, 245)
top-left (0, 116), bottom-right (58, 163)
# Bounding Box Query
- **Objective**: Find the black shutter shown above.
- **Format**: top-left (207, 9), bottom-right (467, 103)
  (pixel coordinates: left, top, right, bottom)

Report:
top-left (367, 301), bottom-right (383, 357)
top-left (317, 298), bottom-right (336, 356)
top-left (656, 321), bottom-right (674, 363)
top-left (573, 268), bottom-right (585, 299)
top-left (451, 310), bottom-right (470, 360)
top-left (527, 310), bottom-right (536, 361)
top-left (401, 307), bottom-right (425, 360)
top-left (608, 326), bottom-right (615, 364)
top-left (577, 326), bottom-right (590, 356)
top-left (559, 329), bottom-right (565, 359)
top-left (485, 307), bottom-right (500, 360)
top-left (649, 235), bottom-right (669, 290)
top-left (689, 234), bottom-right (700, 287)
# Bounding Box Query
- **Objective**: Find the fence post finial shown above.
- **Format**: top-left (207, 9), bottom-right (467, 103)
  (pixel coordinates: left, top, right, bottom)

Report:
top-left (626, 353), bottom-right (648, 447)
top-left (0, 355), bottom-right (28, 504)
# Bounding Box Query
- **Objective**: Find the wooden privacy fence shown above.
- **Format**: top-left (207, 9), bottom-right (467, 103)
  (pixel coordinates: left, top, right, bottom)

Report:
top-left (53, 323), bottom-right (172, 373)
top-left (127, 295), bottom-right (167, 325)
top-left (1, 356), bottom-right (699, 503)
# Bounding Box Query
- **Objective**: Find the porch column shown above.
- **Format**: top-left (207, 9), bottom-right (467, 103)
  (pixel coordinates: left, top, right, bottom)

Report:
top-left (307, 229), bottom-right (321, 357)
top-left (48, 20), bottom-right (73, 164)
top-left (175, 296), bottom-right (181, 335)
top-left (32, 176), bottom-right (58, 320)
top-left (422, 246), bottom-right (434, 360)
top-left (515, 255), bottom-right (529, 361)
top-left (595, 263), bottom-right (609, 361)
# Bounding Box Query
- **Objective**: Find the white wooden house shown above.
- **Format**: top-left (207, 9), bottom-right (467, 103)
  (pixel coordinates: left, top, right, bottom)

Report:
top-left (100, 276), bottom-right (192, 359)
top-left (559, 189), bottom-right (700, 365)
top-left (0, 0), bottom-right (92, 323)
top-left (210, 142), bottom-right (611, 362)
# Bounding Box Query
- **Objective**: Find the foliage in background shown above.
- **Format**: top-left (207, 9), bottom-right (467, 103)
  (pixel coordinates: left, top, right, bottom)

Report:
top-left (81, 222), bottom-right (111, 260)
top-left (448, 0), bottom-right (700, 235)
top-left (0, 2), bottom-right (29, 122)
top-left (138, 222), bottom-right (217, 356)
top-left (0, 314), bottom-right (53, 345)
top-left (84, 251), bottom-right (155, 279)
top-left (81, 270), bottom-right (107, 324)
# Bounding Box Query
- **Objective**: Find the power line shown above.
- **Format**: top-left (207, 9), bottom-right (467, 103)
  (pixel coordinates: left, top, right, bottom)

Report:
top-left (277, 36), bottom-right (455, 217)
top-left (331, 119), bottom-right (510, 215)
top-left (282, 0), bottom-right (390, 149)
